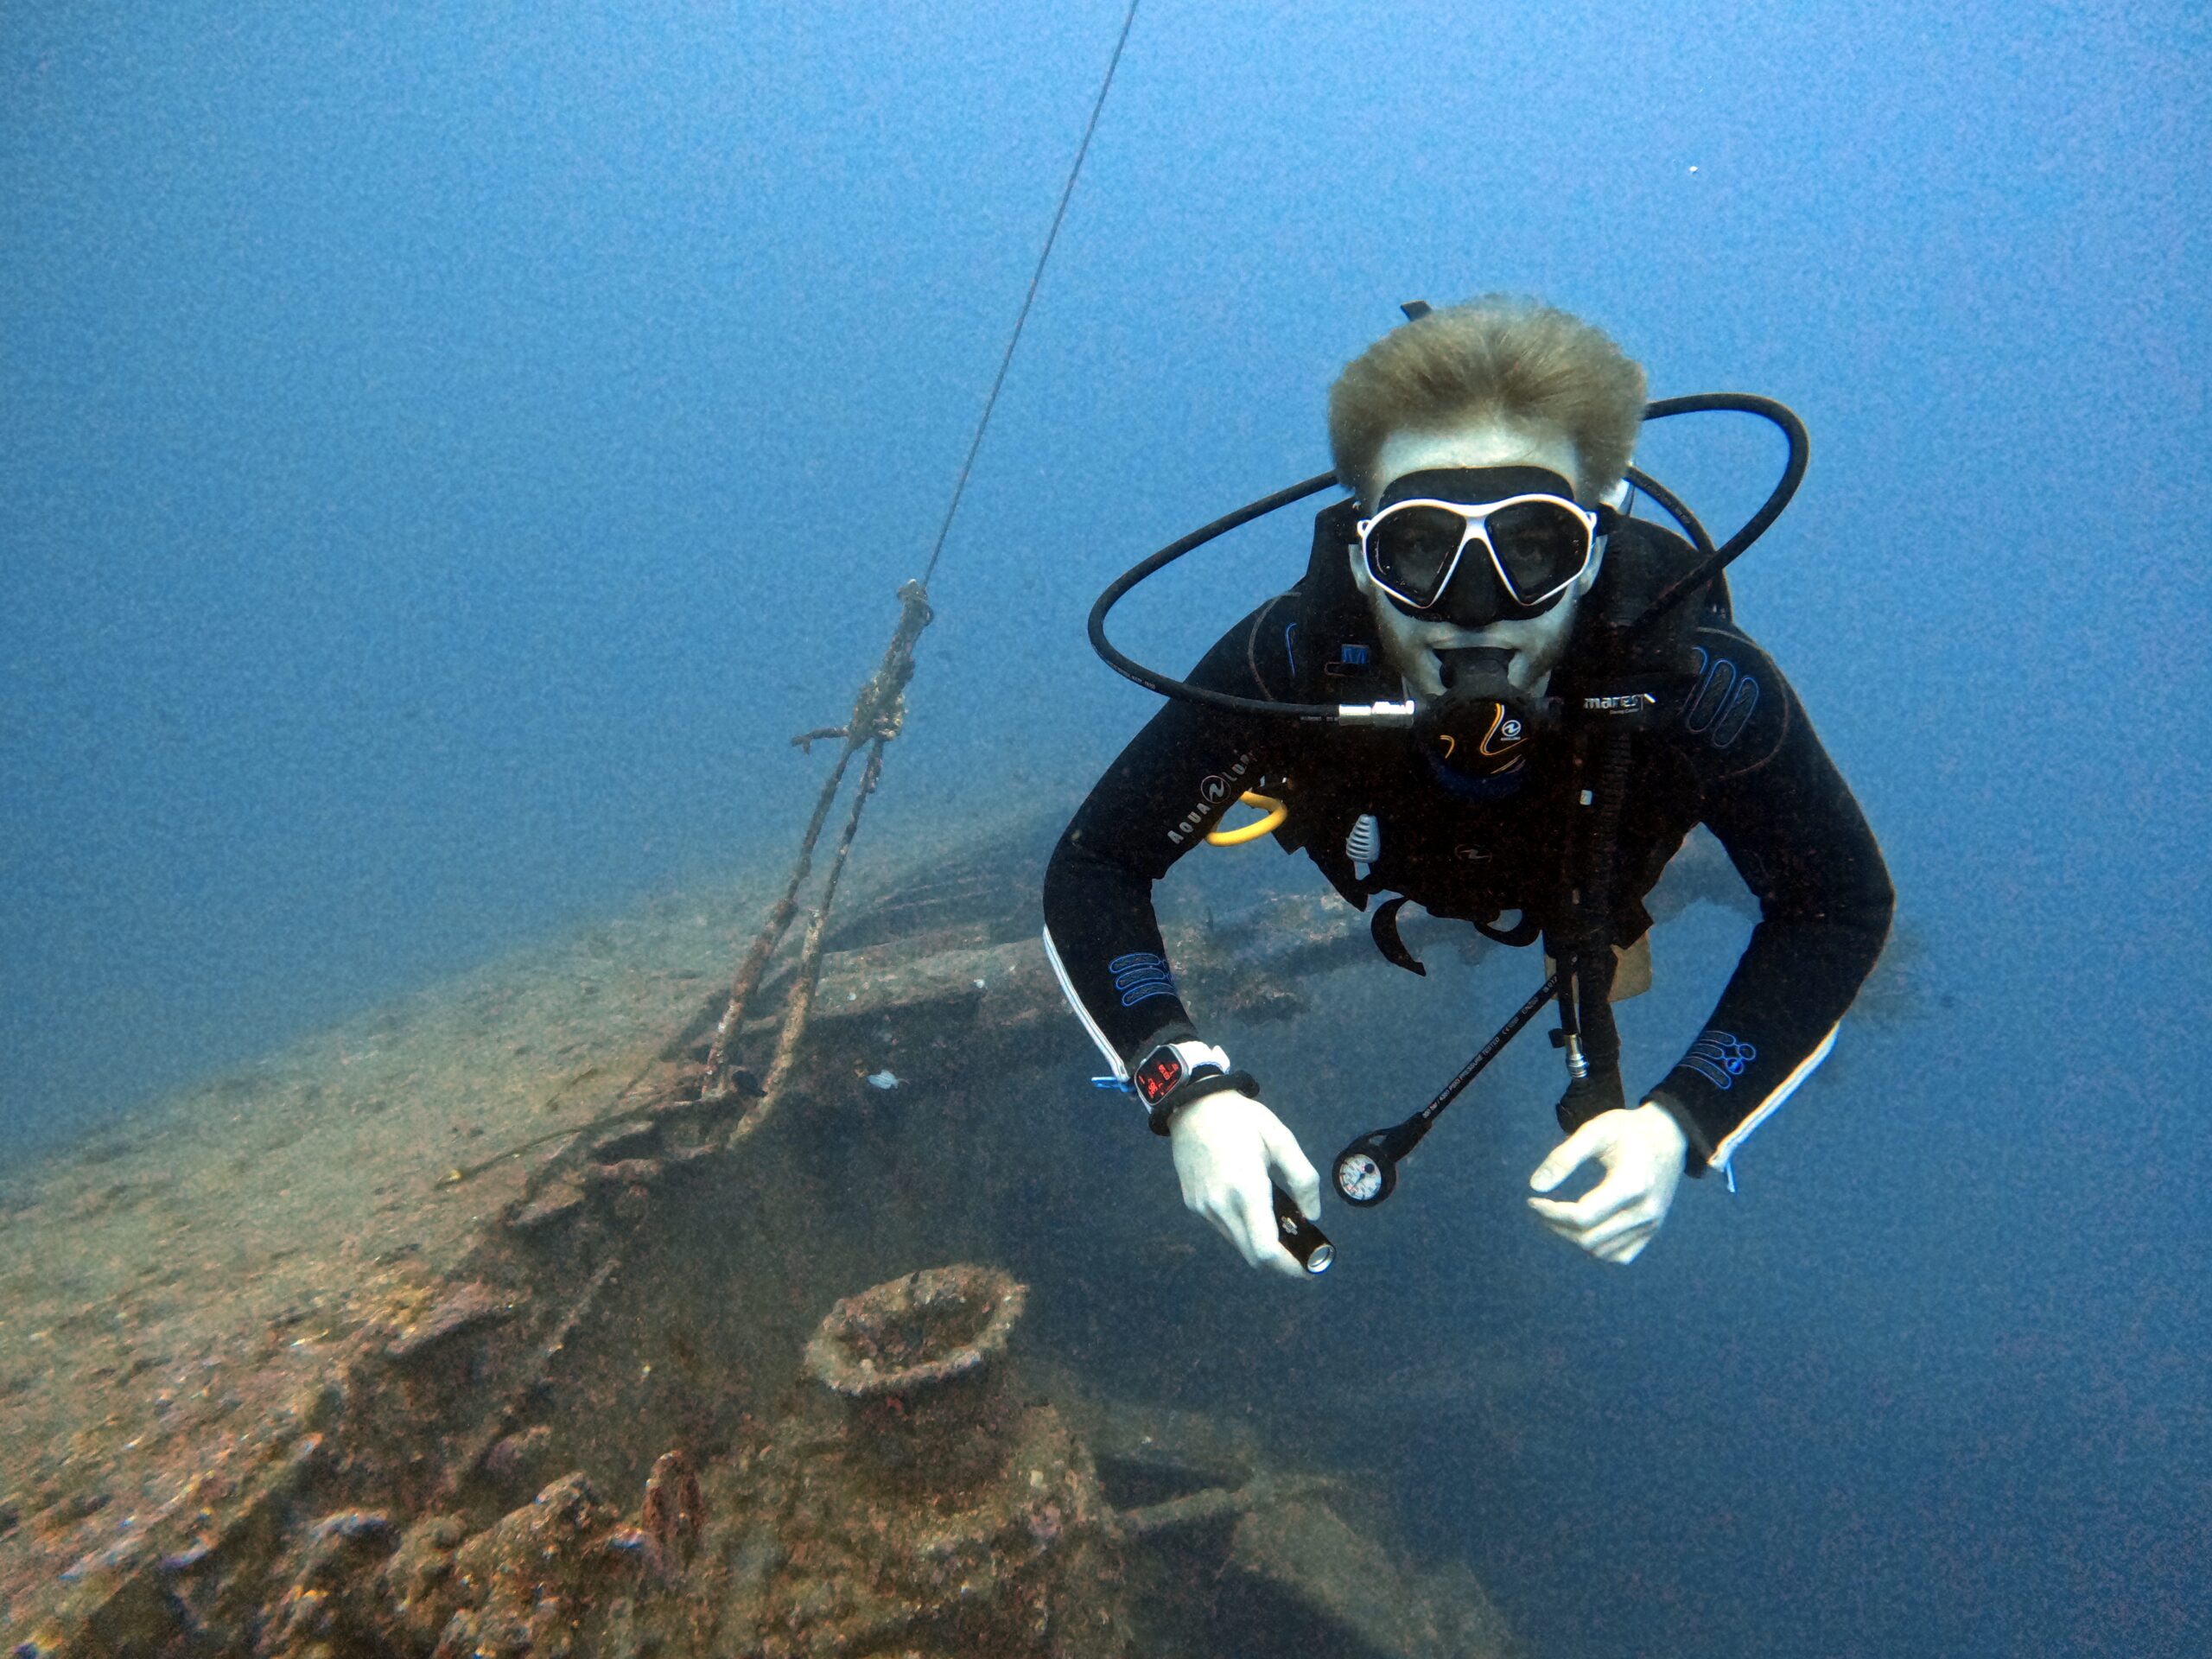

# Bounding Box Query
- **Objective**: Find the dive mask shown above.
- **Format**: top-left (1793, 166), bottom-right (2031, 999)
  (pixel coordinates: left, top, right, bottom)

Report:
top-left (1359, 467), bottom-right (1611, 629)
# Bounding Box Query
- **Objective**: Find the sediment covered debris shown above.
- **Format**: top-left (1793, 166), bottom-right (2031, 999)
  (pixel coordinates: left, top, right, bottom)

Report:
top-left (385, 1283), bottom-right (519, 1366)
top-left (0, 821), bottom-right (1534, 1656)
top-left (657, 1264), bottom-right (1130, 1658)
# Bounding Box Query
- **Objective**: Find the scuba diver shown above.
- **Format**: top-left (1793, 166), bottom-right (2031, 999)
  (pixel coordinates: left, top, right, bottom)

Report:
top-left (1040, 296), bottom-right (1894, 1278)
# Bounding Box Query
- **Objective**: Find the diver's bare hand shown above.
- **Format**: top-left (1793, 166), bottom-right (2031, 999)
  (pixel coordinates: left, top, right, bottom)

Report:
top-left (1168, 1091), bottom-right (1323, 1279)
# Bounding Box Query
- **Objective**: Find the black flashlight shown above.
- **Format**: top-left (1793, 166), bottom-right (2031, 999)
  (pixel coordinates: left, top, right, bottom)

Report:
top-left (1274, 1185), bottom-right (1333, 1274)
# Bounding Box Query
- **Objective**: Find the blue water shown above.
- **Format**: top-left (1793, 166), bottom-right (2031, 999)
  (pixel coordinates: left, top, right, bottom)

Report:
top-left (4, 3), bottom-right (2206, 1654)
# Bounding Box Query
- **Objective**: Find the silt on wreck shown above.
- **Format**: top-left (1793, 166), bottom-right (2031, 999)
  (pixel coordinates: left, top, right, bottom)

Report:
top-left (0, 811), bottom-right (1540, 1657)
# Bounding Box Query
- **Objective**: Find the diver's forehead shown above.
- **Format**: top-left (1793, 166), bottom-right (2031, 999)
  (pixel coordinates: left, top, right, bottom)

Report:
top-left (1376, 465), bottom-right (1578, 512)
top-left (1372, 421), bottom-right (1582, 499)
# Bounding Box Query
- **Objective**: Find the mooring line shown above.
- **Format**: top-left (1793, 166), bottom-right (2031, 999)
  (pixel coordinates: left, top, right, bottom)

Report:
top-left (702, 580), bottom-right (932, 1091)
top-left (921, 0), bottom-right (1143, 586)
top-left (455, 11), bottom-right (1144, 1192)
top-left (703, 5), bottom-right (1141, 1103)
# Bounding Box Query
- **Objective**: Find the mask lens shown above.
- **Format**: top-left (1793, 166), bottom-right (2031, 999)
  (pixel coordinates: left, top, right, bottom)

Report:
top-left (1367, 505), bottom-right (1467, 605)
top-left (1485, 499), bottom-right (1591, 602)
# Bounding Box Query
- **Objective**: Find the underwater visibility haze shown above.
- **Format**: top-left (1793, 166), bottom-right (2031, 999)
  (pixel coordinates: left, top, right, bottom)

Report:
top-left (3, 2), bottom-right (2208, 1655)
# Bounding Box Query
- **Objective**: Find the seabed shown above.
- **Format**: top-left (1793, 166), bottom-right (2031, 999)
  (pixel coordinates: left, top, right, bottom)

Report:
top-left (0, 812), bottom-right (1538, 1657)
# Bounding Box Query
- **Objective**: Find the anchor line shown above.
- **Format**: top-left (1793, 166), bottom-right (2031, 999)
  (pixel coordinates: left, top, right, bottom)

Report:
top-left (439, 15), bottom-right (1141, 1190)
top-left (920, 0), bottom-right (1142, 587)
top-left (701, 3), bottom-right (1142, 1109)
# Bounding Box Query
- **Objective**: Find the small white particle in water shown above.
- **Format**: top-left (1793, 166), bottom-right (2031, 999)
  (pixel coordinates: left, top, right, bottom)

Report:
top-left (847, 991), bottom-right (857, 1001)
top-left (1688, 164), bottom-right (1700, 174)
top-left (973, 978), bottom-right (986, 989)
top-left (866, 1071), bottom-right (899, 1090)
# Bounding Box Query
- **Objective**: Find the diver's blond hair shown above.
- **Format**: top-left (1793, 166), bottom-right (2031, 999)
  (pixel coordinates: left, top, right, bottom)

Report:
top-left (1327, 296), bottom-right (1647, 505)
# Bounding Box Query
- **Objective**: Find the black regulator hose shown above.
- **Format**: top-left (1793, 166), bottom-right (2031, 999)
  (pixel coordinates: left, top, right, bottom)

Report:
top-left (1627, 392), bottom-right (1808, 645)
top-left (1085, 470), bottom-right (1344, 722)
top-left (1619, 462), bottom-right (1715, 563)
top-left (1085, 393), bottom-right (1806, 723)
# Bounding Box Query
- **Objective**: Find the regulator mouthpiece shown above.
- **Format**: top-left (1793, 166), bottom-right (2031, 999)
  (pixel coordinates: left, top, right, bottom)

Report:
top-left (1414, 647), bottom-right (1548, 776)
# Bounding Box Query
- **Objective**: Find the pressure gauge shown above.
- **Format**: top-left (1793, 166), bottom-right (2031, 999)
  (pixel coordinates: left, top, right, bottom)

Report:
top-left (1333, 1143), bottom-right (1397, 1207)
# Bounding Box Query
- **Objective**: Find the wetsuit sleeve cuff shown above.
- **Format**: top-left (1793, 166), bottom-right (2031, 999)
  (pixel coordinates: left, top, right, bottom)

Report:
top-left (1644, 1085), bottom-right (1717, 1176)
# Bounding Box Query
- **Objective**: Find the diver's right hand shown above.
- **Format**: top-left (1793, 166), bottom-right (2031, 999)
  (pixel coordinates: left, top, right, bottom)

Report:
top-left (1168, 1091), bottom-right (1324, 1280)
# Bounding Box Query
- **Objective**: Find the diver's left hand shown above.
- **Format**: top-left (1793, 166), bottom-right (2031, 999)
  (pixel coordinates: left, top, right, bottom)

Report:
top-left (1526, 1103), bottom-right (1688, 1264)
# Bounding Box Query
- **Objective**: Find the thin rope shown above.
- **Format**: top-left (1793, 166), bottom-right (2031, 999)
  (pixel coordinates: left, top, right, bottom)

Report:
top-left (919, 0), bottom-right (1141, 586)
top-left (720, 734), bottom-right (891, 1149)
top-left (440, 13), bottom-right (1142, 1187)
top-left (699, 7), bottom-right (1139, 1102)
top-left (702, 580), bottom-right (931, 1089)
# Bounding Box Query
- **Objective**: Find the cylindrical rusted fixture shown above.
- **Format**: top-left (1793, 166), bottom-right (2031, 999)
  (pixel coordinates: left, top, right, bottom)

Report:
top-left (802, 1264), bottom-right (1027, 1493)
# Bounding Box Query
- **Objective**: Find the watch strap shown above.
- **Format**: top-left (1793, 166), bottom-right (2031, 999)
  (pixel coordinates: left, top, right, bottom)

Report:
top-left (1148, 1067), bottom-right (1260, 1136)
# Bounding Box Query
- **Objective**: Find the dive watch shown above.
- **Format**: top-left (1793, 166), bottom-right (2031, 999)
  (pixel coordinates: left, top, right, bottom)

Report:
top-left (1129, 1040), bottom-right (1257, 1136)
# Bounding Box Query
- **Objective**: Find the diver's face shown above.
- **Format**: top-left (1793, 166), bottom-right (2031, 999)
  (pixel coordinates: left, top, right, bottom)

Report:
top-left (1351, 419), bottom-right (1599, 701)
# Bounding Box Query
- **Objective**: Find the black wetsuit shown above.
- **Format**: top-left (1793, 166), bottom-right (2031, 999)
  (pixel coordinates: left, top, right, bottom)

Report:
top-left (1041, 514), bottom-right (1894, 1176)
